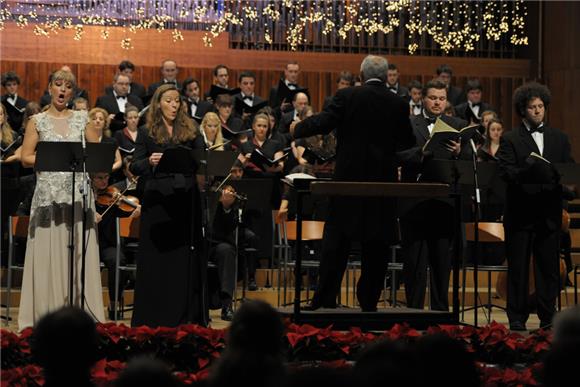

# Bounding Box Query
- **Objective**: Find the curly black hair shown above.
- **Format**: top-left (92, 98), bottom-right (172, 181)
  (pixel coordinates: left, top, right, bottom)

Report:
top-left (513, 81), bottom-right (551, 118)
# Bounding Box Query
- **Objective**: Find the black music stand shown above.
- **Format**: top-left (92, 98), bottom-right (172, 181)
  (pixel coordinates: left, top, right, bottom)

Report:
top-left (35, 141), bottom-right (115, 309)
top-left (192, 150), bottom-right (238, 177)
top-left (229, 179), bottom-right (275, 297)
top-left (280, 179), bottom-right (458, 330)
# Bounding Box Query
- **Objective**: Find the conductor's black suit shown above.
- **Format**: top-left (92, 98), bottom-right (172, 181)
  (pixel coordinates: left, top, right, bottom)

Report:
top-left (293, 79), bottom-right (415, 311)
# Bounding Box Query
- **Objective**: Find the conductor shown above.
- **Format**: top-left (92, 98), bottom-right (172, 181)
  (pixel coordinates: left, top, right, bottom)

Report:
top-left (289, 55), bottom-right (415, 311)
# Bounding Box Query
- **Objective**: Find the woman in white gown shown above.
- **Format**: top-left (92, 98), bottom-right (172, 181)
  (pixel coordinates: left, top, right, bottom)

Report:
top-left (18, 69), bottom-right (105, 330)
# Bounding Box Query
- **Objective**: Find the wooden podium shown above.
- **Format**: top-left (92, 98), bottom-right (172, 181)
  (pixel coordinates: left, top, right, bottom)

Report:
top-left (277, 180), bottom-right (461, 330)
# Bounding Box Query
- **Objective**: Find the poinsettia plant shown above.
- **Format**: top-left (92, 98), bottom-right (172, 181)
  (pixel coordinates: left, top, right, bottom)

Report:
top-left (1, 321), bottom-right (552, 386)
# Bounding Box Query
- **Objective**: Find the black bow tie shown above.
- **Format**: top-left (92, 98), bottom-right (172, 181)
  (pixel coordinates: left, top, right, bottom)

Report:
top-left (164, 80), bottom-right (177, 85)
top-left (425, 115), bottom-right (437, 125)
top-left (471, 102), bottom-right (482, 108)
top-left (243, 95), bottom-right (253, 101)
top-left (7, 94), bottom-right (15, 99)
top-left (287, 83), bottom-right (298, 88)
top-left (412, 103), bottom-right (421, 109)
top-left (389, 86), bottom-right (397, 92)
top-left (529, 125), bottom-right (544, 134)
top-left (116, 95), bottom-right (127, 100)
top-left (189, 99), bottom-right (198, 107)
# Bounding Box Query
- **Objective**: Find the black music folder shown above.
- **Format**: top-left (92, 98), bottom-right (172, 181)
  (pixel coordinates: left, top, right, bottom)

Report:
top-left (192, 149), bottom-right (238, 177)
top-left (250, 148), bottom-right (289, 171)
top-left (155, 146), bottom-right (198, 175)
top-left (423, 119), bottom-right (480, 154)
top-left (234, 98), bottom-right (268, 116)
top-left (302, 147), bottom-right (335, 164)
top-left (35, 141), bottom-right (116, 173)
top-left (208, 85), bottom-right (241, 102)
top-left (275, 79), bottom-right (309, 104)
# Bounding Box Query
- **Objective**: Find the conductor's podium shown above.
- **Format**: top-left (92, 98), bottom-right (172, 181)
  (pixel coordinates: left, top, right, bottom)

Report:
top-left (277, 180), bottom-right (461, 331)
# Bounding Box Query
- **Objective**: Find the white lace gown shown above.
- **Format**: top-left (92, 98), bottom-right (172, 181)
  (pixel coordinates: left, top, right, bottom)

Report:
top-left (18, 110), bottom-right (105, 330)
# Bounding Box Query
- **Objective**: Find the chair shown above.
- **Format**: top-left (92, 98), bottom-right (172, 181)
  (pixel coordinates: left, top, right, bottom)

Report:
top-left (4, 216), bottom-right (29, 325)
top-left (279, 220), bottom-right (325, 306)
top-left (113, 216), bottom-right (140, 322)
top-left (461, 222), bottom-right (506, 323)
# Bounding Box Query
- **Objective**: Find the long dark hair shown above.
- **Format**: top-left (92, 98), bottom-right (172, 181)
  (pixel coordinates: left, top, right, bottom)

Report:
top-left (146, 84), bottom-right (197, 144)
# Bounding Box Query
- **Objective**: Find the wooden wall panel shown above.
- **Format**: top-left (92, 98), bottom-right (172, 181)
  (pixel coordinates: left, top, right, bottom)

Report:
top-left (1, 21), bottom-right (531, 129)
top-left (542, 1), bottom-right (580, 160)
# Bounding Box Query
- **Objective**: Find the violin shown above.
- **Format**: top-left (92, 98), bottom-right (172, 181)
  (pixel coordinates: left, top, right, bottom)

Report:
top-left (211, 185), bottom-right (247, 201)
top-left (96, 183), bottom-right (140, 217)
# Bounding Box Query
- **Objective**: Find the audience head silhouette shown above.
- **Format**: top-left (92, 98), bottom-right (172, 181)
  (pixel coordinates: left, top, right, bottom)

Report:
top-left (32, 307), bottom-right (98, 387)
top-left (114, 356), bottom-right (180, 387)
top-left (353, 339), bottom-right (419, 387)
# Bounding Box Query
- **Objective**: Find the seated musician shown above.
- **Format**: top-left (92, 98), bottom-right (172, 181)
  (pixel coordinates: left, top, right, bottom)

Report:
top-left (92, 172), bottom-right (141, 320)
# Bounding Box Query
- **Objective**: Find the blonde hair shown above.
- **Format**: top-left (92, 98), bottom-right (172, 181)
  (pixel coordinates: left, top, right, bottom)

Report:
top-left (88, 107), bottom-right (111, 138)
top-left (50, 69), bottom-right (77, 89)
top-left (201, 112), bottom-right (224, 150)
top-left (146, 84), bottom-right (197, 144)
top-left (0, 103), bottom-right (14, 145)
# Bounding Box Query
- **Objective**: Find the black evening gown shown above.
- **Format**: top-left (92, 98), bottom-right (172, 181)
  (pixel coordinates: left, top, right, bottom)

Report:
top-left (130, 128), bottom-right (206, 327)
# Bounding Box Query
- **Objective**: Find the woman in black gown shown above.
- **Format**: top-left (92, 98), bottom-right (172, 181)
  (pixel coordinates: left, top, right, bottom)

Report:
top-left (130, 84), bottom-right (205, 327)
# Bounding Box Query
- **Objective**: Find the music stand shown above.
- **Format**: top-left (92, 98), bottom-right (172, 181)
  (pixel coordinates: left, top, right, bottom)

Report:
top-left (35, 141), bottom-right (115, 308)
top-left (192, 150), bottom-right (238, 177)
top-left (229, 179), bottom-right (275, 298)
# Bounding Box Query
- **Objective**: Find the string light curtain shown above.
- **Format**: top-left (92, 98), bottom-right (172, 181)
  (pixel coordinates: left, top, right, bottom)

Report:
top-left (0, 0), bottom-right (528, 57)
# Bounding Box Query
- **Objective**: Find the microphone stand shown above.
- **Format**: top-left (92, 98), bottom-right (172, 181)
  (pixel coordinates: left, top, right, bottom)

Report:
top-left (80, 127), bottom-right (89, 309)
top-left (469, 139), bottom-right (480, 327)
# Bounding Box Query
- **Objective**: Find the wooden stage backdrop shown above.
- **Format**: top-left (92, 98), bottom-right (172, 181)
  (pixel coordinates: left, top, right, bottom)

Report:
top-left (2, 22), bottom-right (531, 135)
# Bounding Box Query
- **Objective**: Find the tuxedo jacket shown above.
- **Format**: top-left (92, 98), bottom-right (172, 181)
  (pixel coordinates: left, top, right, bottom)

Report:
top-left (147, 80), bottom-right (181, 99)
top-left (105, 82), bottom-right (147, 102)
top-left (294, 80), bottom-right (415, 241)
top-left (1, 95), bottom-right (28, 132)
top-left (95, 93), bottom-right (144, 115)
top-left (185, 98), bottom-right (213, 120)
top-left (497, 124), bottom-right (574, 231)
top-left (454, 101), bottom-right (494, 123)
top-left (388, 85), bottom-right (410, 101)
top-left (268, 81), bottom-right (301, 109)
top-left (232, 93), bottom-right (266, 117)
top-left (398, 114), bottom-right (468, 182)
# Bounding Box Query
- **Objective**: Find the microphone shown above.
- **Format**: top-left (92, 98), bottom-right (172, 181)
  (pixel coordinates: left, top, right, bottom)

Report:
top-left (80, 126), bottom-right (87, 150)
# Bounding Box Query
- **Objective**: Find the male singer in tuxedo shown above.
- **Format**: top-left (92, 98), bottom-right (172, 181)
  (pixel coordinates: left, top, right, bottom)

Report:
top-left (104, 60), bottom-right (146, 102)
top-left (290, 55), bottom-right (415, 311)
top-left (1, 71), bottom-right (28, 132)
top-left (397, 79), bottom-right (468, 311)
top-left (322, 71), bottom-right (354, 110)
top-left (203, 64), bottom-right (232, 103)
top-left (95, 73), bottom-right (144, 132)
top-left (386, 63), bottom-right (409, 100)
top-left (497, 82), bottom-right (574, 331)
top-left (181, 78), bottom-right (213, 120)
top-left (436, 64), bottom-right (466, 106)
top-left (269, 61), bottom-right (301, 111)
top-left (408, 80), bottom-right (423, 116)
top-left (233, 71), bottom-right (266, 122)
top-left (147, 59), bottom-right (180, 98)
top-left (454, 79), bottom-right (494, 125)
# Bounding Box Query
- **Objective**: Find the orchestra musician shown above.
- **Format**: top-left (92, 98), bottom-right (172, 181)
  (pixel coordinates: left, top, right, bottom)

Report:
top-left (92, 172), bottom-right (140, 319)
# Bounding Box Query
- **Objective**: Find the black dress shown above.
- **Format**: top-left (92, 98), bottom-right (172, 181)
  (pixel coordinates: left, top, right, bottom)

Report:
top-left (130, 127), bottom-right (206, 327)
